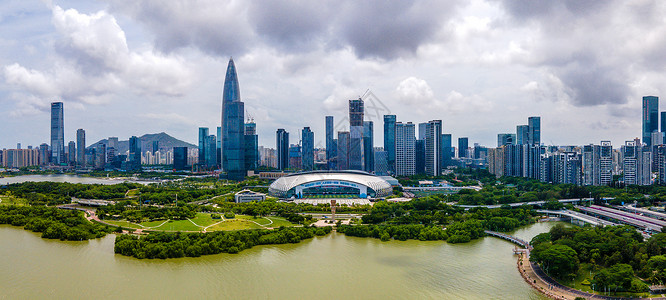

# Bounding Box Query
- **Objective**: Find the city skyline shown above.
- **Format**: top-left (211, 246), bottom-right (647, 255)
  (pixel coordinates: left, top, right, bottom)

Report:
top-left (3, 1), bottom-right (666, 149)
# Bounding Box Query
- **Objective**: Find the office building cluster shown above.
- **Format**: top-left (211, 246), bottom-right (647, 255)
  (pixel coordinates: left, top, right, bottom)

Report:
top-left (268, 98), bottom-right (475, 177)
top-left (489, 96), bottom-right (666, 186)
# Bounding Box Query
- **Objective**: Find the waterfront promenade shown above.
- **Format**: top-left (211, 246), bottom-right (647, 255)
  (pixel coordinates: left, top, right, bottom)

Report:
top-left (486, 230), bottom-right (662, 300)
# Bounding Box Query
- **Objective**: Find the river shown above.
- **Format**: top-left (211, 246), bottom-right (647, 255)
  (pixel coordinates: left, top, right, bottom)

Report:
top-left (0, 222), bottom-right (558, 299)
top-left (0, 174), bottom-right (157, 185)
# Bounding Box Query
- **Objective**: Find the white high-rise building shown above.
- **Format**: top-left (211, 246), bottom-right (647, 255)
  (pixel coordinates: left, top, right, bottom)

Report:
top-left (395, 122), bottom-right (415, 176)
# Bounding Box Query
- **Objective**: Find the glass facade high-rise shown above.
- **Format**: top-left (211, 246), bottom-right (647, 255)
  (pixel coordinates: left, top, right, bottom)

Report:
top-left (244, 122), bottom-right (258, 172)
top-left (528, 116), bottom-right (541, 145)
top-left (497, 133), bottom-right (516, 147)
top-left (661, 111), bottom-right (666, 142)
top-left (128, 136), bottom-right (141, 171)
top-left (516, 125), bottom-right (529, 145)
top-left (643, 96), bottom-right (659, 146)
top-left (221, 58), bottom-right (246, 181)
top-left (173, 147), bottom-right (188, 170)
top-left (458, 137), bottom-right (468, 159)
top-left (50, 102), bottom-right (65, 165)
top-left (325, 116), bottom-right (336, 170)
top-left (276, 129), bottom-right (289, 170)
top-left (68, 141), bottom-right (76, 165)
top-left (337, 131), bottom-right (350, 170)
top-left (363, 121), bottom-right (374, 173)
top-left (301, 127), bottom-right (314, 171)
top-left (383, 115), bottom-right (396, 174)
top-left (198, 127), bottom-right (209, 166)
top-left (441, 134), bottom-right (452, 170)
top-left (349, 98), bottom-right (364, 170)
top-left (76, 129), bottom-right (85, 167)
top-left (217, 126), bottom-right (222, 168)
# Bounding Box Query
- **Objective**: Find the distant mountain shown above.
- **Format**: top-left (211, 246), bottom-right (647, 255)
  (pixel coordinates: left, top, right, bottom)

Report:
top-left (89, 132), bottom-right (197, 153)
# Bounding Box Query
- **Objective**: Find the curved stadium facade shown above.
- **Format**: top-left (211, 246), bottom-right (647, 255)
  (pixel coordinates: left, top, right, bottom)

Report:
top-left (268, 171), bottom-right (393, 199)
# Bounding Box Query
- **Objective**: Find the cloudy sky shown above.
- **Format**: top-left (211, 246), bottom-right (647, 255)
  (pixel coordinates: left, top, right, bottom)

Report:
top-left (2, 0), bottom-right (666, 149)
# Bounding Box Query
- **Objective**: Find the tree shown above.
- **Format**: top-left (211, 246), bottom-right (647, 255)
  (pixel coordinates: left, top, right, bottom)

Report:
top-left (532, 244), bottom-right (579, 278)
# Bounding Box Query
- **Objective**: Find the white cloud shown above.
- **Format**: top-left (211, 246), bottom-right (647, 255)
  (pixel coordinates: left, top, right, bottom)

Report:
top-left (2, 5), bottom-right (194, 116)
top-left (396, 77), bottom-right (435, 104)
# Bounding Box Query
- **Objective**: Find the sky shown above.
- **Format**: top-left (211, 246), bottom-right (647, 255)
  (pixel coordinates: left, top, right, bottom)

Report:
top-left (2, 0), bottom-right (666, 150)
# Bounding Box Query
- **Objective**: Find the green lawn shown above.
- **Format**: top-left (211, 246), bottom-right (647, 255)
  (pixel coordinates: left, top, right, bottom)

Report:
top-left (0, 195), bottom-right (28, 206)
top-left (99, 214), bottom-right (296, 232)
top-left (188, 213), bottom-right (218, 227)
top-left (206, 219), bottom-right (264, 231)
top-left (104, 220), bottom-right (144, 229)
top-left (264, 217), bottom-right (294, 228)
top-left (150, 219), bottom-right (202, 231)
top-left (125, 189), bottom-right (140, 198)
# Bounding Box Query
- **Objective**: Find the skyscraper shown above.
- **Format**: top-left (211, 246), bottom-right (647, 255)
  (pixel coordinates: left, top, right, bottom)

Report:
top-left (395, 122), bottom-right (415, 176)
top-left (441, 134), bottom-right (452, 170)
top-left (516, 125), bottom-right (529, 145)
top-left (68, 141), bottom-right (76, 165)
top-left (301, 127), bottom-right (314, 171)
top-left (76, 129), bottom-right (85, 167)
top-left (244, 122), bottom-right (258, 172)
top-left (643, 96), bottom-right (659, 146)
top-left (198, 127), bottom-right (209, 167)
top-left (384, 115), bottom-right (396, 174)
top-left (50, 102), bottom-right (65, 165)
top-left (276, 129), bottom-right (289, 170)
top-left (152, 141), bottom-right (159, 155)
top-left (221, 58), bottom-right (246, 181)
top-left (528, 116), bottom-right (541, 145)
top-left (325, 116), bottom-right (336, 170)
top-left (425, 120), bottom-right (442, 176)
top-left (205, 135), bottom-right (217, 169)
top-left (128, 136), bottom-right (141, 171)
top-left (497, 133), bottom-right (516, 147)
top-left (173, 147), bottom-right (188, 170)
top-left (458, 137), bottom-right (469, 159)
top-left (415, 140), bottom-right (425, 175)
top-left (349, 98), bottom-right (364, 170)
top-left (217, 126), bottom-right (222, 169)
top-left (363, 121), bottom-right (374, 173)
top-left (337, 131), bottom-right (350, 170)
top-left (600, 141), bottom-right (612, 186)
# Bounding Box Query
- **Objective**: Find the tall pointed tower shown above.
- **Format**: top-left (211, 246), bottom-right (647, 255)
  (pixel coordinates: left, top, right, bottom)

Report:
top-left (221, 58), bottom-right (246, 180)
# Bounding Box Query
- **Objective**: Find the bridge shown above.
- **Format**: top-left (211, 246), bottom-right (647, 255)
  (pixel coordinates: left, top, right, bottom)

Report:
top-left (537, 209), bottom-right (618, 227)
top-left (484, 230), bottom-right (532, 251)
top-left (454, 197), bottom-right (605, 210)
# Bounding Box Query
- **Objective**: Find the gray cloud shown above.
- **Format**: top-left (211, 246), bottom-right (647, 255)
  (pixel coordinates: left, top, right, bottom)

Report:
top-left (247, 1), bottom-right (331, 52)
top-left (107, 0), bottom-right (254, 57)
top-left (335, 0), bottom-right (460, 59)
top-left (107, 0), bottom-right (461, 60)
top-left (494, 0), bottom-right (663, 107)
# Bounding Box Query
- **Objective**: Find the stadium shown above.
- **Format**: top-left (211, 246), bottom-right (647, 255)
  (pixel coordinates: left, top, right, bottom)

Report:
top-left (268, 170), bottom-right (393, 200)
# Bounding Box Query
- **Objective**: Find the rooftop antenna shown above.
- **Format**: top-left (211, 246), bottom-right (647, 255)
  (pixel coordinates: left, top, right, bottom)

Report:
top-left (361, 89), bottom-right (371, 99)
top-left (245, 109), bottom-right (254, 123)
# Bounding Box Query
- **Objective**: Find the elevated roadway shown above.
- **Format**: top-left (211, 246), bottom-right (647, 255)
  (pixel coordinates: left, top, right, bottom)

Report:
top-left (577, 205), bottom-right (666, 233)
top-left (537, 209), bottom-right (617, 227)
top-left (454, 197), bottom-right (600, 210)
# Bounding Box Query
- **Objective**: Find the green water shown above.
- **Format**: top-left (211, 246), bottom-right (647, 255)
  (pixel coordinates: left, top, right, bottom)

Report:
top-left (0, 223), bottom-right (556, 299)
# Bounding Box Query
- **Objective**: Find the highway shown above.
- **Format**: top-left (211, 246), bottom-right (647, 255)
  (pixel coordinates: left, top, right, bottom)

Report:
top-left (537, 209), bottom-right (618, 227)
top-left (577, 205), bottom-right (666, 232)
top-left (616, 205), bottom-right (666, 221)
top-left (454, 197), bottom-right (600, 210)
